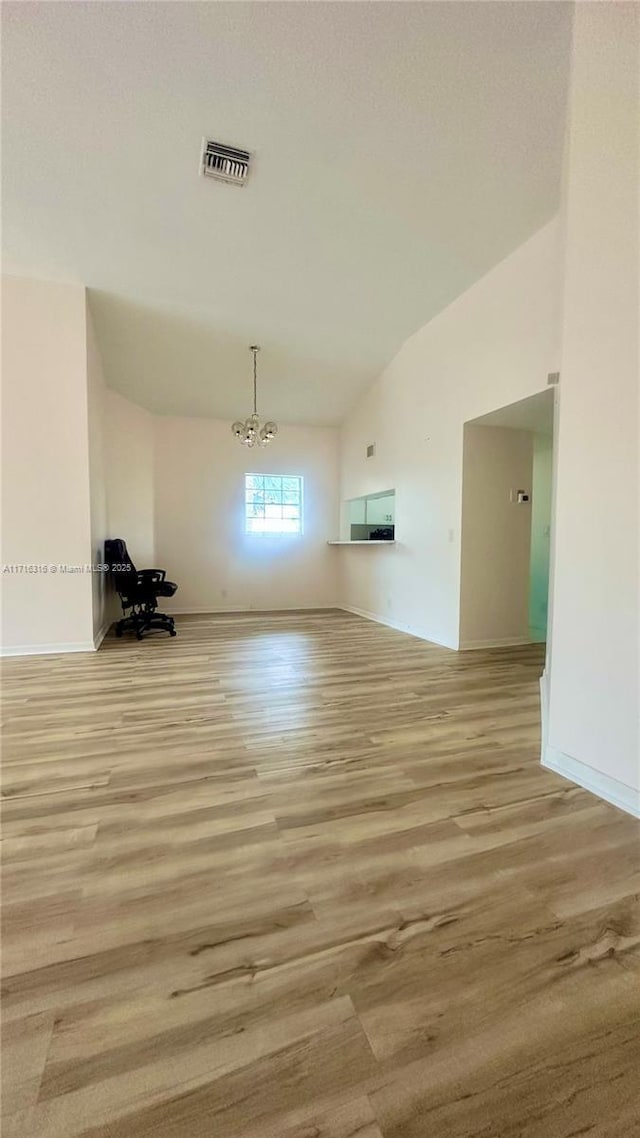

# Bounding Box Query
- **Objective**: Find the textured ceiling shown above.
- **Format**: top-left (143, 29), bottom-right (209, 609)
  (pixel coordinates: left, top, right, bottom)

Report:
top-left (2, 2), bottom-right (572, 424)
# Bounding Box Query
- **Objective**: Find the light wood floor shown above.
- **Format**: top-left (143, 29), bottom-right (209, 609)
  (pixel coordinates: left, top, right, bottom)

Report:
top-left (2, 610), bottom-right (639, 1138)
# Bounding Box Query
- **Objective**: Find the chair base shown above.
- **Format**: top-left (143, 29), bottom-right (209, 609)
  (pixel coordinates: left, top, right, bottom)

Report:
top-left (115, 611), bottom-right (176, 640)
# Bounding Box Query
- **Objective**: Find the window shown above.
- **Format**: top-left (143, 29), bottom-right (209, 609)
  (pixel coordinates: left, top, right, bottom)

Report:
top-left (244, 474), bottom-right (303, 534)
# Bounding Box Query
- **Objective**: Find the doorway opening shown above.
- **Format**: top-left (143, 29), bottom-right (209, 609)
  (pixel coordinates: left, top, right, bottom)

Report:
top-left (459, 389), bottom-right (554, 649)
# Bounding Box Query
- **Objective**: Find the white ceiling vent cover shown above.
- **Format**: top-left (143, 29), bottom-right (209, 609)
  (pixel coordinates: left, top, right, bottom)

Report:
top-left (201, 140), bottom-right (251, 186)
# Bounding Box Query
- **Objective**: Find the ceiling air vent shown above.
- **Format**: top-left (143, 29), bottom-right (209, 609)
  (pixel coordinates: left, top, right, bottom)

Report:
top-left (201, 140), bottom-right (251, 186)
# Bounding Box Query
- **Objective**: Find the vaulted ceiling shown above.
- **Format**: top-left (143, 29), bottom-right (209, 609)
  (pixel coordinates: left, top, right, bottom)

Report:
top-left (2, 2), bottom-right (572, 424)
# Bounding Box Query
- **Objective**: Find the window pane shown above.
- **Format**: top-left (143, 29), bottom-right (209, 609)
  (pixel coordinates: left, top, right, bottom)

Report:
top-left (244, 474), bottom-right (302, 534)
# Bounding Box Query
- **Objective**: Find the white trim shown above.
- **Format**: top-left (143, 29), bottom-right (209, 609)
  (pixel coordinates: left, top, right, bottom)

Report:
top-left (164, 605), bottom-right (341, 616)
top-left (539, 670), bottom-right (549, 763)
top-left (0, 640), bottom-right (97, 657)
top-left (3, 618), bottom-right (114, 657)
top-left (544, 386), bottom-right (559, 675)
top-left (93, 620), bottom-right (112, 650)
top-left (338, 604), bottom-right (454, 650)
top-left (459, 635), bottom-right (533, 650)
top-left (542, 745), bottom-right (640, 819)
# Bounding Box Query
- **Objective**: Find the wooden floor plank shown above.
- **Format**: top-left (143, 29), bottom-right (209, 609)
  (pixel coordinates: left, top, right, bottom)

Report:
top-left (1, 610), bottom-right (639, 1137)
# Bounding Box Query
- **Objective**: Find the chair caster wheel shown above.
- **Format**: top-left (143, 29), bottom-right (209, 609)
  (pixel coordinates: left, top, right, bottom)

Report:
top-left (115, 626), bottom-right (123, 638)
top-left (136, 631), bottom-right (144, 640)
top-left (170, 629), bottom-right (177, 637)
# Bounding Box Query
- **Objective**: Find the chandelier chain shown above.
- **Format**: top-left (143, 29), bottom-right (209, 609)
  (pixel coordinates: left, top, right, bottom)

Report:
top-left (231, 345), bottom-right (278, 449)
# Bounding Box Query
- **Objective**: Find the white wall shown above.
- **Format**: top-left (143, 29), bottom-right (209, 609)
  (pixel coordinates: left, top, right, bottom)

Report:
top-left (86, 303), bottom-right (109, 641)
top-left (459, 426), bottom-right (533, 649)
top-left (1, 275), bottom-right (95, 653)
top-left (339, 218), bottom-right (562, 648)
top-left (104, 388), bottom-right (155, 567)
top-left (529, 432), bottom-right (553, 637)
top-left (153, 416), bottom-right (339, 612)
top-left (545, 4), bottom-right (639, 810)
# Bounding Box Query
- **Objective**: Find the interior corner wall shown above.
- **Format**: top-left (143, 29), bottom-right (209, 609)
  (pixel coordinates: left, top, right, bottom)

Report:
top-left (545, 3), bottom-right (640, 811)
top-left (152, 415), bottom-right (339, 613)
top-left (103, 388), bottom-right (155, 572)
top-left (338, 217), bottom-right (562, 649)
top-left (1, 275), bottom-right (95, 653)
top-left (86, 302), bottom-right (109, 643)
top-left (459, 426), bottom-right (533, 649)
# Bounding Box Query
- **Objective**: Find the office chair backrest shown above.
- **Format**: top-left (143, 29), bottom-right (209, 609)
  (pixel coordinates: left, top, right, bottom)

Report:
top-left (104, 538), bottom-right (139, 596)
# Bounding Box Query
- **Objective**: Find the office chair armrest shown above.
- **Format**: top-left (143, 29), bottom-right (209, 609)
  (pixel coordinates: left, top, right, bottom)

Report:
top-left (137, 569), bottom-right (166, 584)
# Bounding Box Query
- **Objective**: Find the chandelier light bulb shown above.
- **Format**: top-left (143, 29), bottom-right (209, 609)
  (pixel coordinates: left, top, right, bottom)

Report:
top-left (230, 347), bottom-right (278, 448)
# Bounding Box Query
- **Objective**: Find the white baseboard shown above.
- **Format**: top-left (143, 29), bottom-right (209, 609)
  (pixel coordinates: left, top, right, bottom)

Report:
top-left (93, 620), bottom-right (112, 650)
top-left (542, 745), bottom-right (640, 819)
top-left (459, 635), bottom-right (533, 650)
top-left (539, 670), bottom-right (549, 764)
top-left (165, 604), bottom-right (341, 616)
top-left (1, 640), bottom-right (97, 657)
top-left (338, 604), bottom-right (454, 650)
top-left (2, 617), bottom-right (113, 657)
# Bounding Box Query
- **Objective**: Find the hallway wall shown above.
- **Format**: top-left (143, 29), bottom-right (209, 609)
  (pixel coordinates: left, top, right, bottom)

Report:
top-left (459, 426), bottom-right (533, 649)
top-left (545, 2), bottom-right (639, 812)
top-left (338, 218), bottom-right (561, 649)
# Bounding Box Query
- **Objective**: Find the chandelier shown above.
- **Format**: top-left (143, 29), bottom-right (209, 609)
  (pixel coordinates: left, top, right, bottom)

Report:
top-left (231, 346), bottom-right (278, 448)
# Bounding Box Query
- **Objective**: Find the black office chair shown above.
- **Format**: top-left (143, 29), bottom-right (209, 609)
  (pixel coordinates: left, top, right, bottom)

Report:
top-left (104, 539), bottom-right (178, 640)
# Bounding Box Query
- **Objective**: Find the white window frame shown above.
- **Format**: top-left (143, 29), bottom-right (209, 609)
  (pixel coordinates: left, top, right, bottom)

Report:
top-left (244, 473), bottom-right (304, 535)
